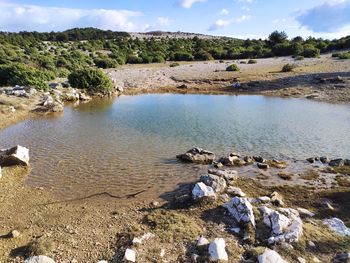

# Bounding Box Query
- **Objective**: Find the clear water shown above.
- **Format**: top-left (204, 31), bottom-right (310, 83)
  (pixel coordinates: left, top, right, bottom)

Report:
top-left (1, 94), bottom-right (350, 200)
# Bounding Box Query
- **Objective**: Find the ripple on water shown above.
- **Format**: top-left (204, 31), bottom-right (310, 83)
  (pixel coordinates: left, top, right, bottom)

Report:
top-left (0, 94), bottom-right (350, 201)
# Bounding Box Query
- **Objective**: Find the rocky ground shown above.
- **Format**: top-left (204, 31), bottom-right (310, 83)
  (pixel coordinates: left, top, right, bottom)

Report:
top-left (0, 146), bottom-right (350, 262)
top-left (107, 55), bottom-right (350, 104)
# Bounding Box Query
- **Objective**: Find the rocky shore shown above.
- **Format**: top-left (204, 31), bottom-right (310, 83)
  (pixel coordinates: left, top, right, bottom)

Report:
top-left (1, 145), bottom-right (349, 262)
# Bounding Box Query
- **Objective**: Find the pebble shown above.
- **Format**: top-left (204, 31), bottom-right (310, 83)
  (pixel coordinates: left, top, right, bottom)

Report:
top-left (124, 248), bottom-right (136, 262)
top-left (11, 230), bottom-right (20, 238)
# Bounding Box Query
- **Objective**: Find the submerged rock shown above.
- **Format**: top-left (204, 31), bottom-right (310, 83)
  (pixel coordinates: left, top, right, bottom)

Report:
top-left (200, 174), bottom-right (227, 193)
top-left (329, 159), bottom-right (344, 167)
top-left (224, 197), bottom-right (255, 227)
top-left (257, 163), bottom-right (269, 169)
top-left (320, 156), bottom-right (330, 164)
top-left (192, 182), bottom-right (216, 200)
top-left (219, 153), bottom-right (245, 167)
top-left (176, 147), bottom-right (215, 164)
top-left (0, 145), bottom-right (30, 166)
top-left (258, 249), bottom-right (287, 263)
top-left (323, 218), bottom-right (350, 236)
top-left (24, 256), bottom-right (55, 263)
top-left (208, 238), bottom-right (228, 261)
top-left (332, 252), bottom-right (350, 263)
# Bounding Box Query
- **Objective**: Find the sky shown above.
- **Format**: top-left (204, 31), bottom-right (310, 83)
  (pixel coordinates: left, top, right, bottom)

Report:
top-left (0, 0), bottom-right (350, 39)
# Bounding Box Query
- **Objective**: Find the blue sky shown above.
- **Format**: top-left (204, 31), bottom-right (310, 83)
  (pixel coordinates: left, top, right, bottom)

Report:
top-left (0, 0), bottom-right (349, 39)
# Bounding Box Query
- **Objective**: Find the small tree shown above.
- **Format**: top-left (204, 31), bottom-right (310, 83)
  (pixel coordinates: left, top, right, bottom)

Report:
top-left (68, 68), bottom-right (114, 92)
top-left (268, 31), bottom-right (288, 45)
top-left (281, 63), bottom-right (297, 72)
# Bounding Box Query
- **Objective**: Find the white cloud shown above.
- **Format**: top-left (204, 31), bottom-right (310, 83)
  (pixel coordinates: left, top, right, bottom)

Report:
top-left (178, 0), bottom-right (206, 8)
top-left (208, 15), bottom-right (251, 31)
top-left (0, 2), bottom-right (141, 32)
top-left (220, 8), bottom-right (229, 15)
top-left (235, 0), bottom-right (253, 3)
top-left (144, 17), bottom-right (171, 31)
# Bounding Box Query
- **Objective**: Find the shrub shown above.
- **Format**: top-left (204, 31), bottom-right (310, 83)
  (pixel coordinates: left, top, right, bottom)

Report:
top-left (0, 63), bottom-right (50, 90)
top-left (93, 57), bottom-right (118, 69)
top-left (240, 61), bottom-right (247, 64)
top-left (281, 63), bottom-right (297, 72)
top-left (302, 45), bottom-right (320, 58)
top-left (126, 54), bottom-right (143, 64)
top-left (338, 52), bottom-right (350, 59)
top-left (68, 68), bottom-right (114, 92)
top-left (295, 56), bottom-right (304, 61)
top-left (248, 59), bottom-right (257, 64)
top-left (173, 52), bottom-right (194, 61)
top-left (169, 62), bottom-right (180, 67)
top-left (226, 64), bottom-right (240, 71)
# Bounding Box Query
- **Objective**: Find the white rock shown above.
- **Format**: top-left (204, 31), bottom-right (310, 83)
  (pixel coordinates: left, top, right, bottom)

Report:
top-left (196, 236), bottom-right (210, 247)
top-left (0, 166), bottom-right (2, 179)
top-left (297, 208), bottom-right (315, 217)
top-left (258, 249), bottom-right (287, 263)
top-left (97, 261), bottom-right (108, 263)
top-left (260, 207), bottom-right (303, 244)
top-left (200, 174), bottom-right (227, 193)
top-left (227, 186), bottom-right (246, 197)
top-left (0, 145), bottom-right (30, 166)
top-left (297, 257), bottom-right (306, 263)
top-left (308, 240), bottom-right (316, 247)
top-left (224, 197), bottom-right (255, 227)
top-left (258, 196), bottom-right (271, 203)
top-left (24, 256), bottom-right (55, 263)
top-left (132, 232), bottom-right (155, 244)
top-left (208, 238), bottom-right (228, 261)
top-left (192, 182), bottom-right (216, 200)
top-left (323, 218), bottom-right (350, 236)
top-left (260, 206), bottom-right (291, 235)
top-left (160, 249), bottom-right (166, 258)
top-left (124, 248), bottom-right (136, 262)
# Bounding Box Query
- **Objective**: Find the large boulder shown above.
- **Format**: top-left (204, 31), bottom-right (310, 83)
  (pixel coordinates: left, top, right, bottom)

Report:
top-left (224, 197), bottom-right (255, 227)
top-left (208, 238), bottom-right (228, 261)
top-left (24, 256), bottom-right (55, 263)
top-left (258, 249), bottom-right (287, 263)
top-left (200, 174), bottom-right (227, 193)
top-left (192, 182), bottom-right (216, 200)
top-left (323, 218), bottom-right (350, 236)
top-left (219, 153), bottom-right (246, 167)
top-left (260, 207), bottom-right (303, 244)
top-left (176, 147), bottom-right (215, 164)
top-left (35, 95), bottom-right (63, 113)
top-left (0, 145), bottom-right (30, 166)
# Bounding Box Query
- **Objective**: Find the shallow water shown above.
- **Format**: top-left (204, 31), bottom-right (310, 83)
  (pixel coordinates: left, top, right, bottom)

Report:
top-left (1, 94), bottom-right (350, 201)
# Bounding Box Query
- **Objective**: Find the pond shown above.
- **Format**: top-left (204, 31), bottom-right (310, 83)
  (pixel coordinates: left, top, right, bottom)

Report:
top-left (1, 94), bottom-right (350, 201)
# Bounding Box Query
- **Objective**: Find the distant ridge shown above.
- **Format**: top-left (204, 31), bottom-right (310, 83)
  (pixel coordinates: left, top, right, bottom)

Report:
top-left (130, 31), bottom-right (235, 40)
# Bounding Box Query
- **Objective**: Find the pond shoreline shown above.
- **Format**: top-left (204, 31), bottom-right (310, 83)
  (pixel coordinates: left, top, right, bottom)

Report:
top-left (1, 56), bottom-right (350, 262)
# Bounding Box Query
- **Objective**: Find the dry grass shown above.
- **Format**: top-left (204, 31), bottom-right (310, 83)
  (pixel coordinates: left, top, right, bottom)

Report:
top-left (300, 170), bottom-right (320, 180)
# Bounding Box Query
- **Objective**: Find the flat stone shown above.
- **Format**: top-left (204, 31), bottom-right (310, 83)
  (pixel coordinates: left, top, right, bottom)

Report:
top-left (208, 238), bottom-right (228, 261)
top-left (323, 218), bottom-right (350, 236)
top-left (297, 208), bottom-right (315, 217)
top-left (176, 147), bottom-right (215, 164)
top-left (24, 256), bottom-right (55, 263)
top-left (208, 169), bottom-right (238, 182)
top-left (258, 249), bottom-right (287, 263)
top-left (124, 248), bottom-right (136, 262)
top-left (132, 232), bottom-right (155, 244)
top-left (227, 186), bottom-right (246, 197)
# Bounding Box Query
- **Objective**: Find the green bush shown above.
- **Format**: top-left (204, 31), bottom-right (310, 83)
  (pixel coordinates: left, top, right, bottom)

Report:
top-left (281, 63), bottom-right (297, 72)
top-left (0, 63), bottom-right (50, 90)
top-left (338, 52), bottom-right (350, 59)
top-left (295, 56), bottom-right (304, 61)
top-left (302, 45), bottom-right (320, 58)
top-left (226, 64), bottom-right (240, 71)
top-left (93, 57), bottom-right (118, 69)
top-left (126, 54), bottom-right (143, 64)
top-left (248, 59), bottom-right (257, 64)
top-left (169, 62), bottom-right (180, 67)
top-left (68, 68), bottom-right (114, 92)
